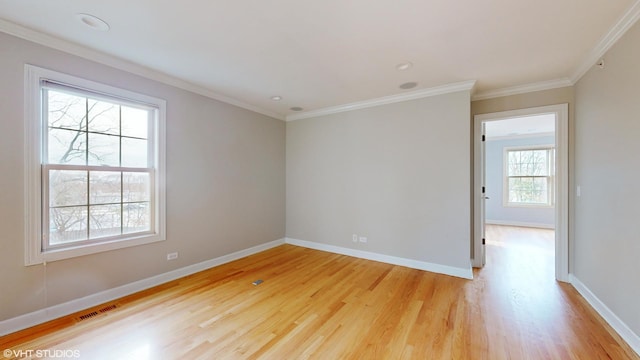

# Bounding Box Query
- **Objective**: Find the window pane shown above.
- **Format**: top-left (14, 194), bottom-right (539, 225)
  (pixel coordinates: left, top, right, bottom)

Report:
top-left (531, 150), bottom-right (548, 176)
top-left (509, 177), bottom-right (548, 204)
top-left (49, 206), bottom-right (88, 245)
top-left (121, 107), bottom-right (148, 139)
top-left (88, 133), bottom-right (120, 166)
top-left (47, 90), bottom-right (86, 131)
top-left (124, 172), bottom-right (150, 202)
top-left (90, 171), bottom-right (122, 205)
top-left (48, 128), bottom-right (87, 165)
top-left (49, 170), bottom-right (88, 207)
top-left (121, 137), bottom-right (148, 167)
top-left (507, 151), bottom-right (521, 176)
top-left (123, 202), bottom-right (150, 234)
top-left (89, 204), bottom-right (122, 239)
top-left (508, 149), bottom-right (550, 176)
top-left (88, 99), bottom-right (120, 135)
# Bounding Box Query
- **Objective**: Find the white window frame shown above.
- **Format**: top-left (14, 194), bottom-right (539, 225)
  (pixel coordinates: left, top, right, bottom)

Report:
top-left (24, 65), bottom-right (166, 266)
top-left (503, 145), bottom-right (555, 208)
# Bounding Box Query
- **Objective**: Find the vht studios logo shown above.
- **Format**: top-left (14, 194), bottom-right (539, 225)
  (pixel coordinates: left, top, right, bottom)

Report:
top-left (3, 349), bottom-right (81, 358)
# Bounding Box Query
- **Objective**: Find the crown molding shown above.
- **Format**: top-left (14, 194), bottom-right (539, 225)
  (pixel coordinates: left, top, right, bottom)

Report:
top-left (471, 78), bottom-right (573, 101)
top-left (570, 0), bottom-right (640, 84)
top-left (472, 0), bottom-right (640, 102)
top-left (4, 0), bottom-right (640, 121)
top-left (286, 80), bottom-right (476, 121)
top-left (0, 18), bottom-right (285, 121)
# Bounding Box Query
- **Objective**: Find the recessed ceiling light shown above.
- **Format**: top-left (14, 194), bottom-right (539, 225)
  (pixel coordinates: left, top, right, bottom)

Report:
top-left (270, 96), bottom-right (282, 101)
top-left (76, 13), bottom-right (110, 31)
top-left (290, 107), bottom-right (304, 111)
top-left (399, 82), bottom-right (418, 89)
top-left (396, 62), bottom-right (413, 71)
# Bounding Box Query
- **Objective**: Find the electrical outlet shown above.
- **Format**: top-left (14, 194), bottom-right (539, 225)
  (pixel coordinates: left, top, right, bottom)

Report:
top-left (352, 234), bottom-right (358, 243)
top-left (359, 236), bottom-right (367, 243)
top-left (167, 252), bottom-right (178, 260)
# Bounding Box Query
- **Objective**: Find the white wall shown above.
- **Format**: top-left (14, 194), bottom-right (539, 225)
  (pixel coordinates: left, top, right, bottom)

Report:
top-left (485, 136), bottom-right (555, 228)
top-left (0, 32), bottom-right (285, 321)
top-left (574, 20), bottom-right (640, 337)
top-left (286, 91), bottom-right (472, 272)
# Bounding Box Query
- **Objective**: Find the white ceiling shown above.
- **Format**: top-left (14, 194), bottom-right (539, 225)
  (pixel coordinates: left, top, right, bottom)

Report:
top-left (0, 0), bottom-right (637, 120)
top-left (485, 114), bottom-right (555, 139)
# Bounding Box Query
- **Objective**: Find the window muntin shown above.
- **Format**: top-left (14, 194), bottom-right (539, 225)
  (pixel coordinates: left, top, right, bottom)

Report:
top-left (505, 147), bottom-right (554, 206)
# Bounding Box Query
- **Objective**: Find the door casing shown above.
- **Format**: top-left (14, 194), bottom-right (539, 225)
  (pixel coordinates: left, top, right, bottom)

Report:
top-left (473, 104), bottom-right (569, 282)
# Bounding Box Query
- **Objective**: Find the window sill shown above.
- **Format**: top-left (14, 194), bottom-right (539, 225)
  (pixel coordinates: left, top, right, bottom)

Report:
top-left (26, 233), bottom-right (165, 266)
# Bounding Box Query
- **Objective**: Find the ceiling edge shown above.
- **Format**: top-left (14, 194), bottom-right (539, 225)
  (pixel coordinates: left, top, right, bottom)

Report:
top-left (471, 78), bottom-right (573, 102)
top-left (285, 80), bottom-right (477, 121)
top-left (570, 0), bottom-right (640, 84)
top-left (0, 18), bottom-right (285, 121)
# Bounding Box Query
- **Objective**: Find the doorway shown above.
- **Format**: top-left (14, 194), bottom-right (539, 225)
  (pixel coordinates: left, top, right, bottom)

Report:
top-left (473, 104), bottom-right (569, 282)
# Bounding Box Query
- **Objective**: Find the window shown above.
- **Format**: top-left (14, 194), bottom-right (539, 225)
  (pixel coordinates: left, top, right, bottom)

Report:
top-left (25, 65), bottom-right (166, 265)
top-left (504, 146), bottom-right (554, 206)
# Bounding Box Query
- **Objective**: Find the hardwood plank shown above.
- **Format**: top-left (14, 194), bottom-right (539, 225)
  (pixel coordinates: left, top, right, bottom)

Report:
top-left (1, 227), bottom-right (638, 359)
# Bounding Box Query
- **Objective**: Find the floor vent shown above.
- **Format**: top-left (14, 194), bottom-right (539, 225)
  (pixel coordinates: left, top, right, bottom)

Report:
top-left (99, 304), bottom-right (118, 313)
top-left (77, 304), bottom-right (119, 321)
top-left (78, 311), bottom-right (99, 321)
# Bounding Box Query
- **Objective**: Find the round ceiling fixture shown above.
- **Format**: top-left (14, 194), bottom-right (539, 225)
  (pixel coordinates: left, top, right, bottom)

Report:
top-left (290, 107), bottom-right (304, 112)
top-left (270, 95), bottom-right (282, 101)
top-left (76, 13), bottom-right (110, 31)
top-left (399, 82), bottom-right (418, 90)
top-left (396, 61), bottom-right (413, 71)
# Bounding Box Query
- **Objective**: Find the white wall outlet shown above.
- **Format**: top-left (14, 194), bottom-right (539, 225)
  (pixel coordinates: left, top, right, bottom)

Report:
top-left (352, 234), bottom-right (358, 243)
top-left (359, 236), bottom-right (367, 243)
top-left (167, 252), bottom-right (178, 260)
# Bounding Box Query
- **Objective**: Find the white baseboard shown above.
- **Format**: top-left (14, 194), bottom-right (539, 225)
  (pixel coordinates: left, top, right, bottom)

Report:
top-left (570, 274), bottom-right (640, 356)
top-left (0, 238), bottom-right (285, 336)
top-left (285, 238), bottom-right (473, 280)
top-left (485, 219), bottom-right (555, 229)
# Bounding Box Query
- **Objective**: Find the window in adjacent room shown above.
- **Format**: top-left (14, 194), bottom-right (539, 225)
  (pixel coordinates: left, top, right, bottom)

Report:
top-left (504, 146), bottom-right (554, 207)
top-left (25, 65), bottom-right (166, 265)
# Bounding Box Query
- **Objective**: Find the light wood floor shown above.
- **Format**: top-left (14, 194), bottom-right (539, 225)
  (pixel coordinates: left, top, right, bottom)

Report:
top-left (1, 225), bottom-right (638, 359)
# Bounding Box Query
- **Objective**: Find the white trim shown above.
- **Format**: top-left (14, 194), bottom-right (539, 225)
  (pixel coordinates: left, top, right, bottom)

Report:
top-left (570, 275), bottom-right (640, 356)
top-left (570, 0), bottom-right (640, 84)
top-left (485, 220), bottom-right (555, 229)
top-left (285, 80), bottom-right (476, 121)
top-left (0, 238), bottom-right (285, 336)
top-left (474, 104), bottom-right (569, 282)
top-left (554, 104), bottom-right (570, 283)
top-left (473, 119), bottom-right (486, 268)
top-left (24, 64), bottom-right (167, 265)
top-left (471, 78), bottom-right (573, 101)
top-left (485, 132), bottom-right (555, 141)
top-left (0, 19), bottom-right (283, 121)
top-left (24, 64), bottom-right (42, 268)
top-left (285, 238), bottom-right (473, 280)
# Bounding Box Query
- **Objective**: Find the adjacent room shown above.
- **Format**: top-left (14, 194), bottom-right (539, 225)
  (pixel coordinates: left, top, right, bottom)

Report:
top-left (0, 0), bottom-right (639, 358)
top-left (483, 114), bottom-right (557, 277)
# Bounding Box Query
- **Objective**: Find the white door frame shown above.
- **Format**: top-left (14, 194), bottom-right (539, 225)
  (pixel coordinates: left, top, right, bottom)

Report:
top-left (473, 104), bottom-right (569, 282)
